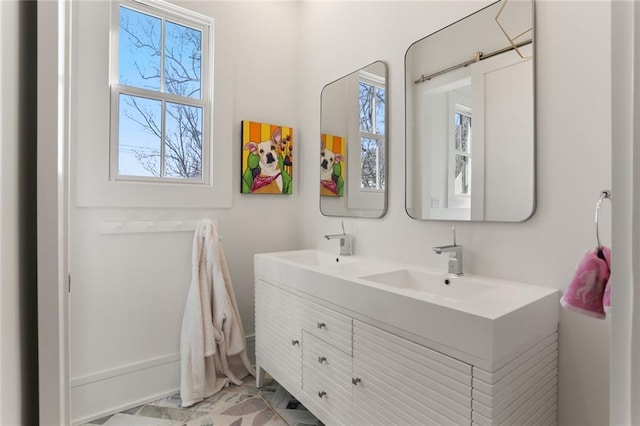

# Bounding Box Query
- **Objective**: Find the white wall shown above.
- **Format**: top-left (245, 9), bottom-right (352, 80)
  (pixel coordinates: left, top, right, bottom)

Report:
top-left (1, 2), bottom-right (23, 424)
top-left (298, 2), bottom-right (611, 425)
top-left (65, 0), bottom-right (613, 424)
top-left (69, 1), bottom-right (301, 423)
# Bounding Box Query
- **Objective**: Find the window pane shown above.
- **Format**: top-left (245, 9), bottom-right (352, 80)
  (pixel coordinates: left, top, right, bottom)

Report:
top-left (165, 102), bottom-right (203, 179)
top-left (455, 154), bottom-right (471, 195)
top-left (359, 83), bottom-right (373, 132)
top-left (377, 139), bottom-right (386, 190)
top-left (361, 137), bottom-right (385, 190)
top-left (119, 7), bottom-right (161, 90)
top-left (118, 94), bottom-right (162, 177)
top-left (455, 112), bottom-right (472, 153)
top-left (375, 86), bottom-right (385, 134)
top-left (165, 21), bottom-right (202, 99)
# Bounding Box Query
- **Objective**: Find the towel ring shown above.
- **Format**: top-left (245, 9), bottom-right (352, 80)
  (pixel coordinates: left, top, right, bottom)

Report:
top-left (595, 190), bottom-right (611, 248)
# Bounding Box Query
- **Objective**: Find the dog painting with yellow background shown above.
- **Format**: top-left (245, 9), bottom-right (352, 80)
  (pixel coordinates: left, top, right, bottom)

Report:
top-left (320, 133), bottom-right (345, 197)
top-left (242, 121), bottom-right (293, 194)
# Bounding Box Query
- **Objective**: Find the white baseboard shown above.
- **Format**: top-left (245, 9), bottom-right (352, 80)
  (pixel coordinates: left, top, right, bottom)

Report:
top-left (70, 353), bottom-right (180, 388)
top-left (71, 335), bottom-right (256, 424)
top-left (72, 387), bottom-right (179, 426)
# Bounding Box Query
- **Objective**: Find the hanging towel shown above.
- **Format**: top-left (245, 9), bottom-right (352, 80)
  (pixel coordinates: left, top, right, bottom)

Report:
top-left (601, 247), bottom-right (612, 308)
top-left (560, 248), bottom-right (611, 319)
top-left (180, 219), bottom-right (255, 408)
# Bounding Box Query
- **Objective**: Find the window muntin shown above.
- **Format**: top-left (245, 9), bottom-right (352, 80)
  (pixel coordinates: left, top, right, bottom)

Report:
top-left (111, 1), bottom-right (211, 183)
top-left (358, 78), bottom-right (386, 191)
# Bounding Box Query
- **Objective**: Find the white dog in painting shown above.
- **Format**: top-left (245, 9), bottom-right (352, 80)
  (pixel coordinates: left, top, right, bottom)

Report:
top-left (244, 128), bottom-right (283, 194)
top-left (320, 146), bottom-right (342, 181)
top-left (320, 144), bottom-right (343, 196)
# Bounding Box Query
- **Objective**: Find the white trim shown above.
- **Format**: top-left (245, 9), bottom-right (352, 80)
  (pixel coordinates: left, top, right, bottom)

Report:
top-left (70, 353), bottom-right (180, 388)
top-left (131, 0), bottom-right (212, 27)
top-left (37, 0), bottom-right (71, 423)
top-left (611, 1), bottom-right (639, 423)
top-left (98, 218), bottom-right (217, 234)
top-left (71, 388), bottom-right (179, 426)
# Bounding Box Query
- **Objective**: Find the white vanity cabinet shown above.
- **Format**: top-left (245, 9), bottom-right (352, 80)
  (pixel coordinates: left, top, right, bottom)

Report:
top-left (256, 279), bottom-right (476, 425)
top-left (254, 251), bottom-right (559, 426)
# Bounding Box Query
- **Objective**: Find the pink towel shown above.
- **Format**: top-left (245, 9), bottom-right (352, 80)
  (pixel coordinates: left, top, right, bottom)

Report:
top-left (560, 248), bottom-right (611, 319)
top-left (602, 247), bottom-right (612, 307)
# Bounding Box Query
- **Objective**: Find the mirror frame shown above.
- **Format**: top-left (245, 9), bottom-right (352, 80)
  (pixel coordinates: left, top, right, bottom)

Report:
top-left (320, 60), bottom-right (389, 219)
top-left (404, 0), bottom-right (536, 222)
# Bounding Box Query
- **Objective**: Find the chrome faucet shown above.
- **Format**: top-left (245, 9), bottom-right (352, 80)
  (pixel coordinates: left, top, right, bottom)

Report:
top-left (324, 221), bottom-right (352, 256)
top-left (433, 226), bottom-right (463, 276)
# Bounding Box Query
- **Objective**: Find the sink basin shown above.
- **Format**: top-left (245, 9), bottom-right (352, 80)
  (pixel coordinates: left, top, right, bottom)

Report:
top-left (273, 250), bottom-right (358, 267)
top-left (360, 269), bottom-right (496, 301)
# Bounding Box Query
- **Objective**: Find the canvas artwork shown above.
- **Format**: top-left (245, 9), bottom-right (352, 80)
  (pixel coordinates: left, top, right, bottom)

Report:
top-left (241, 121), bottom-right (293, 194)
top-left (320, 133), bottom-right (345, 197)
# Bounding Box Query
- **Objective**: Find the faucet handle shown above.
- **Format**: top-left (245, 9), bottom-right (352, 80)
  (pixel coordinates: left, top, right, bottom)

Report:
top-left (452, 226), bottom-right (457, 246)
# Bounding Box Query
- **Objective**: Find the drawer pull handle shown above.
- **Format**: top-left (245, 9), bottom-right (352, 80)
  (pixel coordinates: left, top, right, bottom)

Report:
top-left (318, 391), bottom-right (327, 398)
top-left (318, 356), bottom-right (327, 364)
top-left (291, 339), bottom-right (300, 346)
top-left (352, 377), bottom-right (362, 385)
top-left (317, 322), bottom-right (326, 329)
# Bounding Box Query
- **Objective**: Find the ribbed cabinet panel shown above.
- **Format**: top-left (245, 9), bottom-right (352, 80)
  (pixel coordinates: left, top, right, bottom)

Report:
top-left (352, 320), bottom-right (473, 425)
top-left (472, 332), bottom-right (559, 426)
top-left (255, 280), bottom-right (302, 392)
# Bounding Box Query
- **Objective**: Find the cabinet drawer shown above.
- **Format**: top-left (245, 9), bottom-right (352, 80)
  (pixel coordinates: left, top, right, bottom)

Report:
top-left (301, 331), bottom-right (352, 425)
top-left (302, 331), bottom-right (352, 387)
top-left (299, 297), bottom-right (352, 354)
top-left (301, 370), bottom-right (351, 426)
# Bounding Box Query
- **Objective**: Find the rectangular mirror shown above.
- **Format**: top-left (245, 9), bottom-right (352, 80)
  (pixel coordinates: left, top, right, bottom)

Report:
top-left (321, 61), bottom-right (388, 218)
top-left (405, 0), bottom-right (535, 221)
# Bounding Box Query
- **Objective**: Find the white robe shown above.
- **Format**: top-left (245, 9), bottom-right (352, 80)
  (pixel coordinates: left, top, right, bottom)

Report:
top-left (180, 219), bottom-right (255, 407)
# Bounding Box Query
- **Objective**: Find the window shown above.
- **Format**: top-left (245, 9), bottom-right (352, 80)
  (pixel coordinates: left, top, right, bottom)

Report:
top-left (110, 0), bottom-right (212, 183)
top-left (453, 109), bottom-right (472, 196)
top-left (358, 74), bottom-right (386, 191)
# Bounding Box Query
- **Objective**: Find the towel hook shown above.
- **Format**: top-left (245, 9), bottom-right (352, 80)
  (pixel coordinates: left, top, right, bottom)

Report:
top-left (595, 190), bottom-right (611, 248)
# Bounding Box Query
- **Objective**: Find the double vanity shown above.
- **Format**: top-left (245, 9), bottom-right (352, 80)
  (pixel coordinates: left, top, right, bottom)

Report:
top-left (255, 249), bottom-right (559, 425)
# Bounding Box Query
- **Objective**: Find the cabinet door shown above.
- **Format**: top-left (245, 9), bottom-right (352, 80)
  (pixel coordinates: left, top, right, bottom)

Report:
top-left (255, 280), bottom-right (302, 392)
top-left (352, 320), bottom-right (473, 425)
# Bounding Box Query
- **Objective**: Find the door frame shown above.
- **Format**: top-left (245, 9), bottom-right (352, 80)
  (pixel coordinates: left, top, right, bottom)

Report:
top-left (37, 0), bottom-right (71, 423)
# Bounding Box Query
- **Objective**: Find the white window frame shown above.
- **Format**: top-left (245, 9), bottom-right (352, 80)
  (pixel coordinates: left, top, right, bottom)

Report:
top-left (358, 71), bottom-right (385, 193)
top-left (447, 90), bottom-right (472, 209)
top-left (109, 0), bottom-right (213, 184)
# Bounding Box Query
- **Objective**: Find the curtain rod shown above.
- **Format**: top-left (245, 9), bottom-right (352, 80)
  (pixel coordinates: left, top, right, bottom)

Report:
top-left (414, 39), bottom-right (532, 85)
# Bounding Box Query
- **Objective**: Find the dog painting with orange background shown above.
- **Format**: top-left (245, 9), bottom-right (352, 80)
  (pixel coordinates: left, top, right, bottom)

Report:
top-left (242, 121), bottom-right (293, 194)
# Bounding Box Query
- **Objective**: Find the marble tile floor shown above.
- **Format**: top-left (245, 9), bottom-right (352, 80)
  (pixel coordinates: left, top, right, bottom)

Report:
top-left (82, 376), bottom-right (322, 426)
